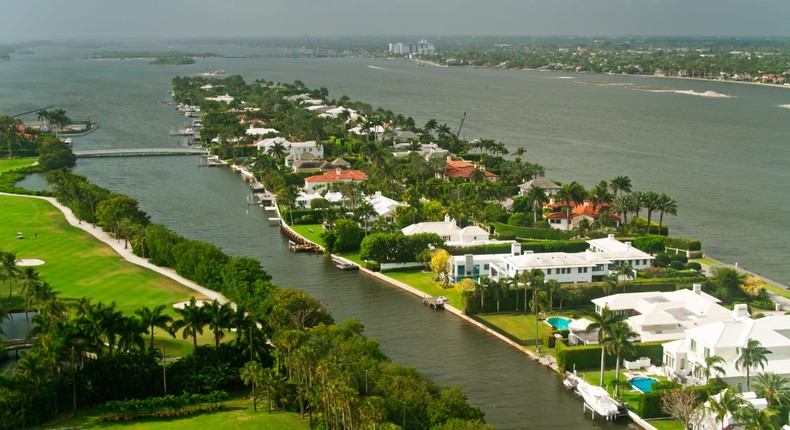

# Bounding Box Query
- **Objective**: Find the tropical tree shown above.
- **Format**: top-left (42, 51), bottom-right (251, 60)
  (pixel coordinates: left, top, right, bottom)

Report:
top-left (703, 354), bottom-right (726, 382)
top-left (586, 307), bottom-right (627, 386)
top-left (277, 185), bottom-right (300, 226)
top-left (735, 404), bottom-right (777, 430)
top-left (241, 360), bottom-right (264, 412)
top-left (656, 192), bottom-right (678, 234)
top-left (555, 181), bottom-right (586, 229)
top-left (205, 300), bottom-right (234, 348)
top-left (607, 321), bottom-right (637, 396)
top-left (18, 266), bottom-right (41, 317)
top-left (754, 372), bottom-right (790, 407)
top-left (609, 176), bottom-right (632, 197)
top-left (590, 180), bottom-right (613, 208)
top-left (736, 338), bottom-right (771, 391)
top-left (642, 191), bottom-right (661, 234)
top-left (173, 297), bottom-right (209, 349)
top-left (1, 250), bottom-right (20, 298)
top-left (707, 389), bottom-right (745, 430)
top-left (353, 200), bottom-right (377, 235)
top-left (525, 186), bottom-right (548, 224)
top-left (615, 262), bottom-right (635, 292)
top-left (134, 304), bottom-right (174, 350)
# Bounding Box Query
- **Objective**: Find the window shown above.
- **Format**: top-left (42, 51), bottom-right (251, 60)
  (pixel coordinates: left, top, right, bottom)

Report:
top-left (704, 347), bottom-right (710, 358)
top-left (547, 269), bottom-right (552, 275)
top-left (691, 339), bottom-right (697, 351)
top-left (483, 264), bottom-right (489, 271)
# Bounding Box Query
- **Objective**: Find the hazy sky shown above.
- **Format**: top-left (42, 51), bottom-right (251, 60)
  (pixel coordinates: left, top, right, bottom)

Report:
top-left (2, 0), bottom-right (789, 42)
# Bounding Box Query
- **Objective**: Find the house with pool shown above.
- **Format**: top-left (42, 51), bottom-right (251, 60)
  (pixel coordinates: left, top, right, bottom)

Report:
top-left (662, 312), bottom-right (790, 391)
top-left (448, 236), bottom-right (653, 282)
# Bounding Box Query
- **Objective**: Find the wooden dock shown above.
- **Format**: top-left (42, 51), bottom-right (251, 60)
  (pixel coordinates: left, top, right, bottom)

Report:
top-left (288, 240), bottom-right (321, 253)
top-left (423, 296), bottom-right (447, 309)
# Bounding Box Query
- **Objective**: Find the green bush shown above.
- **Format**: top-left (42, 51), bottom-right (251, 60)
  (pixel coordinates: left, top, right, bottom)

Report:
top-left (282, 208), bottom-right (323, 224)
top-left (491, 222), bottom-right (574, 240)
top-left (669, 253), bottom-right (688, 264)
top-left (633, 235), bottom-right (665, 254)
top-left (498, 231), bottom-right (517, 240)
top-left (687, 262), bottom-right (702, 272)
top-left (556, 341), bottom-right (663, 372)
top-left (507, 212), bottom-right (530, 227)
top-left (445, 242), bottom-right (513, 256)
top-left (654, 253), bottom-right (670, 267)
top-left (664, 236), bottom-right (702, 251)
top-left (668, 261), bottom-right (685, 270)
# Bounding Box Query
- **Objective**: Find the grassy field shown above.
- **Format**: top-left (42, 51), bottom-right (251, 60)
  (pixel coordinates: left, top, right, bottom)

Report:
top-left (0, 194), bottom-right (213, 355)
top-left (289, 223), bottom-right (324, 246)
top-left (0, 157), bottom-right (35, 174)
top-left (43, 394), bottom-right (310, 430)
top-left (385, 270), bottom-right (463, 308)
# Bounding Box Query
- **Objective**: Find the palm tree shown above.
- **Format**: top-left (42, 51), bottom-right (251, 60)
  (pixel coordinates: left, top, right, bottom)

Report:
top-left (707, 389), bottom-right (744, 430)
top-left (555, 182), bottom-right (586, 230)
top-left (525, 186), bottom-right (548, 224)
top-left (609, 176), bottom-right (632, 197)
top-left (603, 272), bottom-right (619, 296)
top-left (277, 185), bottom-right (300, 226)
top-left (736, 338), bottom-right (771, 391)
top-left (642, 191), bottom-right (661, 234)
top-left (754, 372), bottom-right (790, 407)
top-left (18, 266), bottom-right (41, 317)
top-left (241, 360), bottom-right (264, 412)
top-left (173, 297), bottom-right (209, 350)
top-left (116, 315), bottom-right (146, 353)
top-left (703, 354), bottom-right (726, 382)
top-left (205, 300), bottom-right (234, 348)
top-left (546, 279), bottom-right (560, 312)
top-left (586, 307), bottom-right (627, 386)
top-left (423, 118), bottom-right (438, 138)
top-left (266, 141), bottom-right (288, 163)
top-left (735, 404), bottom-right (777, 430)
top-left (656, 192), bottom-right (678, 235)
top-left (353, 200), bottom-right (377, 235)
top-left (607, 321), bottom-right (637, 397)
top-left (590, 180), bottom-right (613, 208)
top-left (135, 304), bottom-right (174, 350)
top-left (610, 195), bottom-right (631, 226)
top-left (1, 250), bottom-right (20, 298)
top-left (615, 262), bottom-right (635, 292)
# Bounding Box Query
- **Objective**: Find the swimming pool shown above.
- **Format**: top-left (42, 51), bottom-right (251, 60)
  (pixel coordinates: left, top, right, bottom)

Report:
top-left (630, 377), bottom-right (659, 393)
top-left (546, 317), bottom-right (572, 330)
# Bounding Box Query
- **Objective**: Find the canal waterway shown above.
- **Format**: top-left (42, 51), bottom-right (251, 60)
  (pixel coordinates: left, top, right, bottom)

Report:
top-left (3, 41), bottom-right (790, 427)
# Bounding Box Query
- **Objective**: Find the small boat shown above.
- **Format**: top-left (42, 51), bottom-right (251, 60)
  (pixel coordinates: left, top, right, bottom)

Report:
top-left (336, 262), bottom-right (359, 271)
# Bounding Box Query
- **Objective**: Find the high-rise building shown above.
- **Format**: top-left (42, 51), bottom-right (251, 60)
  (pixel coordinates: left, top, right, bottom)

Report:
top-left (388, 40), bottom-right (435, 56)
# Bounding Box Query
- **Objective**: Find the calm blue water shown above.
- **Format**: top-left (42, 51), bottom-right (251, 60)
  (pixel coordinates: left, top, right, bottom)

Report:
top-left (547, 316), bottom-right (572, 330)
top-left (630, 377), bottom-right (658, 393)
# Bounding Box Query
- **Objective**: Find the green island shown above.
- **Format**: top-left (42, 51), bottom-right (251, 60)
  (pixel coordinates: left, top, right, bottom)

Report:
top-left (89, 50), bottom-right (218, 64)
top-left (1, 62), bottom-right (789, 430)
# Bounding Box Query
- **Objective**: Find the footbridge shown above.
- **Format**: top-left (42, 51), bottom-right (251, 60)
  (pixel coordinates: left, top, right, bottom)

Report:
top-left (73, 147), bottom-right (209, 158)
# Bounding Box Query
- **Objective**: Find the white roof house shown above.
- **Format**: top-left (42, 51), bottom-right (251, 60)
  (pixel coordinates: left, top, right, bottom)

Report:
top-left (593, 285), bottom-right (733, 343)
top-left (205, 94), bottom-right (234, 103)
top-left (254, 138), bottom-right (324, 165)
top-left (245, 125), bottom-right (279, 136)
top-left (661, 311), bottom-right (790, 391)
top-left (587, 234), bottom-right (654, 274)
top-left (254, 136), bottom-right (290, 152)
top-left (518, 178), bottom-right (561, 196)
top-left (698, 390), bottom-right (768, 430)
top-left (402, 215), bottom-right (490, 246)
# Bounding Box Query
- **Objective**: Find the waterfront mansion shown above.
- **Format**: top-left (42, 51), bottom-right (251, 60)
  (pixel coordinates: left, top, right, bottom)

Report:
top-left (448, 234), bottom-right (653, 283)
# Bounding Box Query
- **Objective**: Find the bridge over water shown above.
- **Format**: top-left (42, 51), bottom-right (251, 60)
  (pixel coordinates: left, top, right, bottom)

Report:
top-left (3, 338), bottom-right (36, 352)
top-left (73, 147), bottom-right (209, 158)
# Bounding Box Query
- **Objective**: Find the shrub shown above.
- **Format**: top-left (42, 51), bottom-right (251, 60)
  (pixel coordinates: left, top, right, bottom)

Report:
top-left (664, 236), bottom-right (702, 251)
top-left (654, 253), bottom-right (670, 267)
top-left (633, 235), bottom-right (665, 254)
top-left (491, 222), bottom-right (574, 240)
top-left (498, 231), bottom-right (517, 240)
top-left (555, 341), bottom-right (663, 372)
top-left (687, 262), bottom-right (702, 272)
top-left (669, 253), bottom-right (688, 264)
top-left (507, 212), bottom-right (530, 227)
top-left (668, 261), bottom-right (685, 270)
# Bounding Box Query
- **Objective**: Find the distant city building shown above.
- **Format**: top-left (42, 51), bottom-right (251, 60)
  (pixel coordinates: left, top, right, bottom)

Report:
top-left (388, 40), bottom-right (435, 56)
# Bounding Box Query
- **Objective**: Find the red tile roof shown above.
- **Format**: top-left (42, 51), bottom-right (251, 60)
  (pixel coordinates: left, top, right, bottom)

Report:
top-left (444, 160), bottom-right (497, 180)
top-left (304, 169), bottom-right (368, 183)
top-left (545, 200), bottom-right (620, 221)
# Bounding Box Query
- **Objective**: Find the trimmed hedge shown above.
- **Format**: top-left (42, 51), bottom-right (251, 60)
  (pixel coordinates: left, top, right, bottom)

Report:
top-left (664, 236), bottom-right (702, 251)
top-left (445, 242), bottom-right (513, 256)
top-left (555, 341), bottom-right (664, 372)
top-left (281, 208), bottom-right (323, 224)
top-left (491, 222), bottom-right (574, 240)
top-left (637, 385), bottom-right (707, 419)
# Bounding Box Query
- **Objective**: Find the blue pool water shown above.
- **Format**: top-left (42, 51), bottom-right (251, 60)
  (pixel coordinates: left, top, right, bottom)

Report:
top-left (630, 377), bottom-right (658, 393)
top-left (546, 317), bottom-right (572, 330)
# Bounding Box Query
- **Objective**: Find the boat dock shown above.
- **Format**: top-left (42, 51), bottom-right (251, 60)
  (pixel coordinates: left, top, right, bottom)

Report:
top-left (423, 296), bottom-right (447, 309)
top-left (288, 240), bottom-right (321, 253)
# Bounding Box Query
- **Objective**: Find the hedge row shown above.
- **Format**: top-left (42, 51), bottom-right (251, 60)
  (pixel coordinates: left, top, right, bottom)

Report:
top-left (664, 236), bottom-right (702, 251)
top-left (555, 341), bottom-right (664, 373)
top-left (637, 385), bottom-right (707, 419)
top-left (281, 208), bottom-right (324, 224)
top-left (492, 222), bottom-right (575, 240)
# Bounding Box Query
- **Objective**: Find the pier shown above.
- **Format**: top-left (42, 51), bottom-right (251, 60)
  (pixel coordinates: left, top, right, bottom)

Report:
top-left (74, 147), bottom-right (209, 158)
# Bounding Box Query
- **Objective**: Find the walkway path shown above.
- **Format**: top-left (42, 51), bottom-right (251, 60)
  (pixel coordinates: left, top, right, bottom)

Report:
top-left (1, 192), bottom-right (228, 304)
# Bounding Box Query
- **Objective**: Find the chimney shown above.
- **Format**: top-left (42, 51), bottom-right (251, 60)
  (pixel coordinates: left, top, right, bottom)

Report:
top-left (374, 191), bottom-right (382, 197)
top-left (444, 214), bottom-right (451, 223)
top-left (733, 303), bottom-right (750, 320)
top-left (625, 242), bottom-right (632, 250)
top-left (335, 167), bottom-right (341, 176)
top-left (446, 154), bottom-right (453, 162)
top-left (511, 243), bottom-right (522, 256)
top-left (608, 234), bottom-right (615, 240)
top-left (549, 197), bottom-right (555, 205)
top-left (693, 283), bottom-right (702, 295)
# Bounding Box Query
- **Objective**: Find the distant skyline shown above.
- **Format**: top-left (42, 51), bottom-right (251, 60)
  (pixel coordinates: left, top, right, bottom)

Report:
top-left (2, 0), bottom-right (789, 43)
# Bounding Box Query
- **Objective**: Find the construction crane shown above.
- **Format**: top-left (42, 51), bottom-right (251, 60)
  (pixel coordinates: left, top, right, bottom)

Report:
top-left (455, 112), bottom-right (466, 139)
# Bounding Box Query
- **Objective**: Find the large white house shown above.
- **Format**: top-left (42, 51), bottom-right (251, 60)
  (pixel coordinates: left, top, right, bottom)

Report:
top-left (592, 285), bottom-right (732, 343)
top-left (255, 138), bottom-right (325, 166)
top-left (518, 178), bottom-right (561, 196)
top-left (402, 215), bottom-right (491, 246)
top-left (448, 236), bottom-right (653, 283)
top-left (662, 312), bottom-right (790, 391)
top-left (587, 234), bottom-right (653, 273)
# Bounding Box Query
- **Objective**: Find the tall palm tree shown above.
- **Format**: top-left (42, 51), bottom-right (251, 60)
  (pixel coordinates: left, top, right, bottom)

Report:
top-left (642, 191), bottom-right (661, 234)
top-left (615, 262), bottom-right (635, 292)
top-left (707, 389), bottom-right (744, 430)
top-left (609, 176), bottom-right (632, 197)
top-left (173, 297), bottom-right (209, 350)
top-left (353, 200), bottom-right (377, 235)
top-left (241, 360), bottom-right (264, 412)
top-left (423, 118), bottom-right (438, 138)
top-left (525, 186), bottom-right (548, 224)
top-left (610, 195), bottom-right (631, 226)
top-left (135, 304), bottom-right (174, 350)
top-left (206, 300), bottom-right (234, 348)
top-left (266, 141), bottom-right (288, 163)
top-left (754, 372), bottom-right (790, 407)
top-left (1, 250), bottom-right (20, 299)
top-left (546, 279), bottom-right (560, 312)
top-left (18, 266), bottom-right (41, 317)
top-left (703, 354), bottom-right (726, 382)
top-left (607, 321), bottom-right (637, 397)
top-left (736, 338), bottom-right (771, 391)
top-left (586, 307), bottom-right (627, 386)
top-left (735, 404), bottom-right (777, 430)
top-left (116, 315), bottom-right (146, 353)
top-left (656, 192), bottom-right (678, 235)
top-left (590, 180), bottom-right (613, 208)
top-left (555, 182), bottom-right (586, 230)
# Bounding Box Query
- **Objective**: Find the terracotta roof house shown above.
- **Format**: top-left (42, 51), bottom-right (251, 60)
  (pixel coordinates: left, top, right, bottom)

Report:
top-left (544, 200), bottom-right (620, 231)
top-left (438, 158), bottom-right (497, 182)
top-left (303, 168), bottom-right (368, 192)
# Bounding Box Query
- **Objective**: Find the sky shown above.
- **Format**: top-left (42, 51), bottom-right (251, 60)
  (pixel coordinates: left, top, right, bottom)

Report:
top-left (2, 0), bottom-right (789, 43)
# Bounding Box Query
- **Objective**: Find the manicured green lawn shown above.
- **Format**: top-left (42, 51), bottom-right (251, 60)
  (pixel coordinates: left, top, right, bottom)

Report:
top-left (690, 257), bottom-right (721, 267)
top-left (0, 194), bottom-right (217, 356)
top-left (479, 312), bottom-right (555, 344)
top-left (0, 157), bottom-right (36, 173)
top-left (385, 270), bottom-right (464, 308)
top-left (648, 419), bottom-right (685, 430)
top-left (43, 394), bottom-right (309, 429)
top-left (290, 224), bottom-right (324, 246)
top-left (0, 195), bottom-right (204, 315)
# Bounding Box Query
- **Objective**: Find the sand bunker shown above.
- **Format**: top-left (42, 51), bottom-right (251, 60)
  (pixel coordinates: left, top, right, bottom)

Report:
top-left (16, 259), bottom-right (45, 266)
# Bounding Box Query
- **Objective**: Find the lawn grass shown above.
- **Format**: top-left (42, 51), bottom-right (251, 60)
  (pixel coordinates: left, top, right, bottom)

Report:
top-left (648, 419), bottom-right (685, 430)
top-left (0, 157), bottom-right (36, 174)
top-left (385, 270), bottom-right (464, 308)
top-left (42, 393), bottom-right (310, 430)
top-left (0, 194), bottom-right (214, 355)
top-left (690, 257), bottom-right (721, 267)
top-left (289, 224), bottom-right (324, 246)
